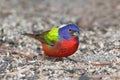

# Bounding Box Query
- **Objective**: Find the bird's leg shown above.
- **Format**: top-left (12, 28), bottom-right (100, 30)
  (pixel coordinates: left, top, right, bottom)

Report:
top-left (65, 57), bottom-right (77, 63)
top-left (54, 57), bottom-right (63, 61)
top-left (46, 57), bottom-right (64, 62)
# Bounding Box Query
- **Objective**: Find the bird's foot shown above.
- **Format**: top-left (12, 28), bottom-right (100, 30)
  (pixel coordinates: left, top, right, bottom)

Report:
top-left (65, 57), bottom-right (78, 63)
top-left (53, 57), bottom-right (63, 61)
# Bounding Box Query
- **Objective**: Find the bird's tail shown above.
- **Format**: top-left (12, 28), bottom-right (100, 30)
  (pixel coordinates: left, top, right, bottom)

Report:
top-left (23, 33), bottom-right (45, 43)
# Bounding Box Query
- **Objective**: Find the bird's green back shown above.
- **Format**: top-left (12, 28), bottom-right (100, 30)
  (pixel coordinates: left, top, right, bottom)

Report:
top-left (44, 27), bottom-right (59, 45)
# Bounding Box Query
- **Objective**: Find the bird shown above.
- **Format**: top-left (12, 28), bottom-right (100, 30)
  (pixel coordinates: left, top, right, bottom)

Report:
top-left (23, 23), bottom-right (80, 58)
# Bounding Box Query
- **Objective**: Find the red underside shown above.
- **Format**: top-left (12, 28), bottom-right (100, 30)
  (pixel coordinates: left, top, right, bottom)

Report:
top-left (41, 37), bottom-right (79, 57)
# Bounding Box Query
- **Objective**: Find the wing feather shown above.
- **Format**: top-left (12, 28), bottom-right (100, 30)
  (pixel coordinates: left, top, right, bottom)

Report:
top-left (23, 27), bottom-right (59, 46)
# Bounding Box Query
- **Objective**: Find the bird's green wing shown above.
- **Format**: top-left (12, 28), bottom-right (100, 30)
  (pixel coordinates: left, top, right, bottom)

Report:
top-left (24, 27), bottom-right (59, 46)
top-left (44, 27), bottom-right (59, 45)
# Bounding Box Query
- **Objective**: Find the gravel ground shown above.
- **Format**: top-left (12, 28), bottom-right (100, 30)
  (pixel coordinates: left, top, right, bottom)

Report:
top-left (0, 0), bottom-right (120, 80)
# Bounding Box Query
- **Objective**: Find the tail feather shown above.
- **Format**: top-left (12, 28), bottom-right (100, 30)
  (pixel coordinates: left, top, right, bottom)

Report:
top-left (23, 33), bottom-right (45, 43)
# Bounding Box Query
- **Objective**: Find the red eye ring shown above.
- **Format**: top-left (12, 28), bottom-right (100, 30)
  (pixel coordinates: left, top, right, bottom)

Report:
top-left (68, 28), bottom-right (72, 32)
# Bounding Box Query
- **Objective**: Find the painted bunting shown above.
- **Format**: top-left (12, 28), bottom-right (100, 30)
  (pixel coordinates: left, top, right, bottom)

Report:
top-left (24, 23), bottom-right (80, 57)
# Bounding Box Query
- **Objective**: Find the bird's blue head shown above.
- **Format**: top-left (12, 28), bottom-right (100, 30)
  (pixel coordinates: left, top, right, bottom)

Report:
top-left (59, 23), bottom-right (80, 40)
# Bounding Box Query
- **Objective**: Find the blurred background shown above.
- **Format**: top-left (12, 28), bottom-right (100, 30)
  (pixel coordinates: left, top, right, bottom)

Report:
top-left (0, 0), bottom-right (120, 29)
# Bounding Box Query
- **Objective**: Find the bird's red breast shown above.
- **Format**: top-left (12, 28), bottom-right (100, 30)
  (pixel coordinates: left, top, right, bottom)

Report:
top-left (41, 37), bottom-right (79, 57)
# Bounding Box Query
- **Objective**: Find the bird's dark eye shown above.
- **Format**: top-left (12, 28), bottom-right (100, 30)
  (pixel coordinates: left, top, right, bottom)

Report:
top-left (68, 28), bottom-right (72, 32)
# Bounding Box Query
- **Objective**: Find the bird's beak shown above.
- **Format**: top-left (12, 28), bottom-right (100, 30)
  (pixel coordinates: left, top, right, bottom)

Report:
top-left (72, 31), bottom-right (79, 36)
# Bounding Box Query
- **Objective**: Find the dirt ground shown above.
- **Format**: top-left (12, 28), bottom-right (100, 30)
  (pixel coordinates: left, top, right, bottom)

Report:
top-left (0, 0), bottom-right (120, 80)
